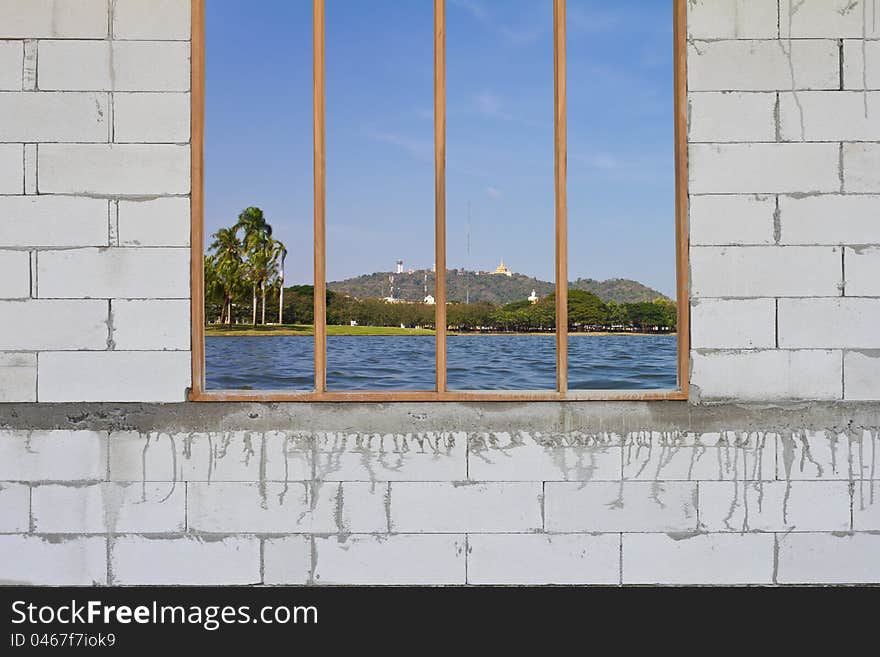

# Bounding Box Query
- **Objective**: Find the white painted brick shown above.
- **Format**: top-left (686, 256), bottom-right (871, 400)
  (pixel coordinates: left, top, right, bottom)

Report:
top-left (0, 0), bottom-right (108, 39)
top-left (468, 432), bottom-right (621, 481)
top-left (688, 92), bottom-right (776, 142)
top-left (0, 143), bottom-right (22, 193)
top-left (690, 143), bottom-right (840, 194)
top-left (689, 195), bottom-right (775, 246)
top-left (843, 143), bottom-right (880, 193)
top-left (845, 247), bottom-right (880, 296)
top-left (546, 482), bottom-right (697, 533)
top-left (32, 482), bottom-right (185, 533)
top-left (781, 0), bottom-right (880, 38)
top-left (691, 350), bottom-right (842, 401)
top-left (0, 250), bottom-right (30, 298)
top-left (0, 300), bottom-right (107, 350)
top-left (780, 91), bottom-right (880, 141)
top-left (0, 93), bottom-right (109, 142)
top-left (844, 350), bottom-right (880, 400)
top-left (22, 41), bottom-right (36, 91)
top-left (777, 532), bottom-right (880, 584)
top-left (779, 298), bottom-right (880, 348)
top-left (623, 432), bottom-right (776, 482)
top-left (188, 482), bottom-right (386, 534)
top-left (623, 533), bottom-right (774, 585)
top-left (687, 0), bottom-right (778, 39)
top-left (0, 197), bottom-right (109, 248)
top-left (691, 246), bottom-right (842, 297)
top-left (0, 483), bottom-right (29, 532)
top-left (313, 534), bottom-right (465, 586)
top-left (39, 41), bottom-right (190, 91)
top-left (0, 536), bottom-right (106, 585)
top-left (111, 536), bottom-right (260, 585)
top-left (262, 536), bottom-right (311, 585)
top-left (700, 481), bottom-right (851, 532)
top-left (688, 40), bottom-right (839, 91)
top-left (778, 430), bottom-right (875, 480)
top-left (691, 298), bottom-right (776, 349)
top-left (23, 144), bottom-right (35, 194)
top-left (37, 247), bottom-right (189, 299)
top-left (467, 534), bottom-right (619, 585)
top-left (0, 353), bottom-right (36, 402)
top-left (109, 431), bottom-right (312, 483)
top-left (843, 39), bottom-right (880, 89)
top-left (390, 482), bottom-right (542, 533)
top-left (853, 481), bottom-right (880, 529)
top-left (113, 0), bottom-right (192, 40)
top-left (118, 198), bottom-right (190, 247)
top-left (0, 41), bottom-right (22, 90)
top-left (0, 430), bottom-right (106, 481)
top-left (40, 144), bottom-right (190, 196)
top-left (111, 299), bottom-right (189, 350)
top-left (779, 195), bottom-right (880, 245)
top-left (38, 351), bottom-right (190, 402)
top-left (113, 93), bottom-right (190, 143)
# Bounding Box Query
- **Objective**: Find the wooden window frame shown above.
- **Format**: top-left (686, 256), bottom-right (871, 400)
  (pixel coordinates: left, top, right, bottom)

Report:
top-left (189, 0), bottom-right (690, 402)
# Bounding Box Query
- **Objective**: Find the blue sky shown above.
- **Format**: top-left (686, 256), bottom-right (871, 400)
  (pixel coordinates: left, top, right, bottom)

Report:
top-left (205, 1), bottom-right (676, 296)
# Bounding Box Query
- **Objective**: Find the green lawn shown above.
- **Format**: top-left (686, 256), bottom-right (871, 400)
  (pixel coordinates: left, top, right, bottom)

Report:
top-left (205, 324), bottom-right (435, 336)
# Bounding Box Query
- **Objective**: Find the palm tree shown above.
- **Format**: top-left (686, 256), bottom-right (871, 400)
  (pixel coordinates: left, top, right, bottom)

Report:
top-left (235, 207), bottom-right (273, 325)
top-left (274, 240), bottom-right (288, 324)
top-left (208, 227), bottom-right (243, 325)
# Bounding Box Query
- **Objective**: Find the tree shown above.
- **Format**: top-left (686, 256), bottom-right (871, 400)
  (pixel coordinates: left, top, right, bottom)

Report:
top-left (275, 241), bottom-right (288, 324)
top-left (235, 207), bottom-right (274, 326)
top-left (208, 227), bottom-right (243, 325)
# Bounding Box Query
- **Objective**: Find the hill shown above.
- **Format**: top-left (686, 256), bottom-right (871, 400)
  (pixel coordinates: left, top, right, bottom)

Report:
top-left (326, 269), bottom-right (667, 305)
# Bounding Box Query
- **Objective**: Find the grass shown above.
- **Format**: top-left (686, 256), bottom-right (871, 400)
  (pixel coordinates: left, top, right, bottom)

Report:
top-left (205, 324), bottom-right (435, 336)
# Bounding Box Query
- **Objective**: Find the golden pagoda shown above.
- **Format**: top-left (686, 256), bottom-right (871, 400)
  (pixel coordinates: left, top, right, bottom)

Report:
top-left (493, 259), bottom-right (513, 277)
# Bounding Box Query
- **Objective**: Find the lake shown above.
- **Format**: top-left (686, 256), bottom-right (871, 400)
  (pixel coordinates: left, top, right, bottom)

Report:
top-left (205, 334), bottom-right (677, 390)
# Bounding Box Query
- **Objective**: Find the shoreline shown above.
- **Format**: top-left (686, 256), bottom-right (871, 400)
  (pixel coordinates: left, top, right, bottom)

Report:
top-left (205, 325), bottom-right (674, 338)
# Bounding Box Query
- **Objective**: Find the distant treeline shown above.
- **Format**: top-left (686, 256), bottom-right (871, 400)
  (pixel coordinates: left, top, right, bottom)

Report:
top-left (210, 286), bottom-right (677, 332)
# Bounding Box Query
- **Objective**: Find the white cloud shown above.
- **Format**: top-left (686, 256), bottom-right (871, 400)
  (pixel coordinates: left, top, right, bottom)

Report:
top-left (486, 186), bottom-right (502, 199)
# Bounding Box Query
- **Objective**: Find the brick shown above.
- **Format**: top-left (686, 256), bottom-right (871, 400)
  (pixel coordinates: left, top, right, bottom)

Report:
top-left (688, 92), bottom-right (776, 142)
top-left (23, 144), bottom-right (35, 193)
top-left (0, 430), bottom-right (106, 481)
top-left (687, 0), bottom-right (778, 39)
top-left (700, 481), bottom-right (851, 532)
top-left (0, 536), bottom-right (106, 585)
top-left (313, 431), bottom-right (467, 481)
top-left (852, 480), bottom-right (880, 529)
top-left (0, 197), bottom-right (108, 248)
top-left (0, 483), bottom-right (29, 533)
top-left (113, 0), bottom-right (192, 41)
top-left (112, 299), bottom-right (189, 350)
top-left (779, 195), bottom-right (880, 245)
top-left (468, 431), bottom-right (621, 481)
top-left (623, 533), bottom-right (775, 585)
top-left (777, 532), bottom-right (880, 584)
top-left (689, 143), bottom-right (840, 194)
top-left (467, 534), bottom-right (619, 585)
top-left (0, 250), bottom-right (30, 298)
top-left (313, 534), bottom-right (465, 585)
top-left (113, 93), bottom-right (190, 143)
top-left (780, 91), bottom-right (880, 141)
top-left (118, 198), bottom-right (190, 247)
top-left (0, 41), bottom-right (22, 90)
top-left (843, 39), bottom-right (880, 89)
top-left (22, 41), bottom-right (36, 90)
top-left (187, 482), bottom-right (386, 534)
top-left (0, 300), bottom-right (108, 350)
top-left (691, 246), bottom-right (842, 297)
top-left (263, 536), bottom-right (311, 585)
top-left (691, 350), bottom-right (842, 401)
top-left (39, 41), bottom-right (190, 91)
top-left (40, 144), bottom-right (190, 196)
top-left (111, 536), bottom-right (260, 585)
top-left (38, 351), bottom-right (190, 402)
top-left (781, 0), bottom-right (880, 38)
top-left (689, 195), bottom-right (775, 246)
top-left (0, 143), bottom-right (22, 194)
top-left (32, 482), bottom-right (185, 533)
top-left (844, 351), bottom-right (880, 400)
top-left (846, 247), bottom-right (880, 296)
top-left (0, 92), bottom-right (109, 142)
top-left (37, 247), bottom-right (189, 299)
top-left (691, 298), bottom-right (776, 349)
top-left (843, 143), bottom-right (880, 193)
top-left (0, 353), bottom-right (36, 402)
top-left (779, 298), bottom-right (880, 348)
top-left (390, 483), bottom-right (542, 533)
top-left (0, 0), bottom-right (107, 39)
top-left (546, 482), bottom-right (697, 533)
top-left (778, 430), bottom-right (874, 480)
top-left (688, 40), bottom-right (839, 91)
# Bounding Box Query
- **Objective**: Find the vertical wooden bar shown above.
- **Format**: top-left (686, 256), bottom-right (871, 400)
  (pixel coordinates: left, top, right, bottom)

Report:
top-left (434, 0), bottom-right (447, 393)
top-left (673, 0), bottom-right (690, 396)
top-left (313, 0), bottom-right (327, 392)
top-left (190, 0), bottom-right (206, 399)
top-left (553, 0), bottom-right (568, 394)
